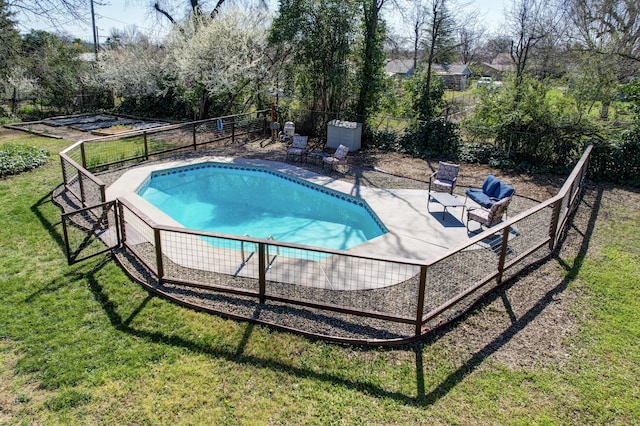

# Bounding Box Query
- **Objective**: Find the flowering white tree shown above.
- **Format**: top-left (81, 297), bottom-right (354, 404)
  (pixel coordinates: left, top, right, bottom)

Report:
top-left (164, 8), bottom-right (272, 117)
top-left (93, 31), bottom-right (167, 98)
top-left (3, 66), bottom-right (38, 113)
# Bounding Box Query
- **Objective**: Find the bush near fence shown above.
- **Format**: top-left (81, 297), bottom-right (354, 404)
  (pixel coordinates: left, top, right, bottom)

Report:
top-left (588, 127), bottom-right (640, 186)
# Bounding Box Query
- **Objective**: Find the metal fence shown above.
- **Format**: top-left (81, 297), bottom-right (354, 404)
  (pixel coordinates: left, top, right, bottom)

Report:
top-left (60, 106), bottom-right (591, 344)
top-left (58, 111), bottom-right (592, 343)
top-left (59, 110), bottom-right (269, 207)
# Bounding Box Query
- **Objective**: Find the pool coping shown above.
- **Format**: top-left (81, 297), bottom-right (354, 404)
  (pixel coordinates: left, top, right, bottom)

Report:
top-left (106, 157), bottom-right (483, 290)
top-left (107, 156), bottom-right (478, 254)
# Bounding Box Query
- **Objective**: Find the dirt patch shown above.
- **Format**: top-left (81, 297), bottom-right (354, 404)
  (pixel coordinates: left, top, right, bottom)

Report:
top-left (0, 339), bottom-right (51, 422)
top-left (4, 122), bottom-right (91, 141)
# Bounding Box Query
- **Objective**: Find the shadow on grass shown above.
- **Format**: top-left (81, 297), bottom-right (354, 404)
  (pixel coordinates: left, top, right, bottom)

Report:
top-left (412, 185), bottom-right (603, 405)
top-left (73, 175), bottom-right (601, 408)
top-left (77, 182), bottom-right (602, 408)
top-left (31, 191), bottom-right (66, 254)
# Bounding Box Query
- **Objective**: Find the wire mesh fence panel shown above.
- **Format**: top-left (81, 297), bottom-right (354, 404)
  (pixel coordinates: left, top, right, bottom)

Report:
top-left (60, 155), bottom-right (106, 207)
top-left (63, 143), bottom-right (83, 165)
top-left (159, 230), bottom-right (261, 294)
top-left (83, 135), bottom-right (147, 169)
top-left (264, 246), bottom-right (421, 319)
top-left (62, 202), bottom-right (118, 263)
top-left (501, 244), bottom-right (551, 284)
top-left (57, 112), bottom-right (269, 174)
top-left (368, 116), bottom-right (414, 135)
top-left (147, 126), bottom-right (194, 154)
top-left (81, 126), bottom-right (196, 171)
top-left (119, 203), bottom-right (159, 276)
top-left (194, 120), bottom-right (231, 146)
top-left (79, 172), bottom-right (106, 206)
top-left (502, 207), bottom-right (553, 265)
top-left (61, 156), bottom-right (81, 198)
top-left (553, 147), bottom-right (591, 245)
top-left (424, 242), bottom-right (499, 314)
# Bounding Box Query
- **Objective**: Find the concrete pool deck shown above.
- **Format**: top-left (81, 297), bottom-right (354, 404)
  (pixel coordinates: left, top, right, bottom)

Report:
top-left (106, 156), bottom-right (483, 265)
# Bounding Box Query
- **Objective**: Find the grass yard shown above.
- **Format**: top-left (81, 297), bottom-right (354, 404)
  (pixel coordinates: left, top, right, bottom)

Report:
top-left (1, 130), bottom-right (639, 424)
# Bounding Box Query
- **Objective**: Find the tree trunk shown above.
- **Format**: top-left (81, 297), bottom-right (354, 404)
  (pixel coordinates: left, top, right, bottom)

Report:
top-left (11, 87), bottom-right (17, 114)
top-left (600, 101), bottom-right (609, 121)
top-left (198, 89), bottom-right (209, 120)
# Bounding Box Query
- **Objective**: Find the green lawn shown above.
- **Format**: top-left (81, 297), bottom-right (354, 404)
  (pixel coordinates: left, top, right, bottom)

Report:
top-left (1, 133), bottom-right (638, 424)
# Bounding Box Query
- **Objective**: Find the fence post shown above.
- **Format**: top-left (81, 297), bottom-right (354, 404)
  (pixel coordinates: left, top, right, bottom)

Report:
top-left (143, 131), bottom-right (149, 160)
top-left (117, 201), bottom-right (126, 246)
top-left (192, 123), bottom-right (197, 150)
top-left (61, 215), bottom-right (73, 265)
top-left (60, 157), bottom-right (68, 188)
top-left (415, 265), bottom-right (428, 336)
top-left (154, 228), bottom-right (164, 284)
top-left (231, 119), bottom-right (236, 143)
top-left (78, 172), bottom-right (86, 207)
top-left (496, 226), bottom-right (511, 285)
top-left (258, 243), bottom-right (266, 303)
top-left (548, 198), bottom-right (562, 251)
top-left (80, 141), bottom-right (87, 169)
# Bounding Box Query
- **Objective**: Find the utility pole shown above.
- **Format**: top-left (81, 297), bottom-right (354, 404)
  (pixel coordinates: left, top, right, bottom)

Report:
top-left (90, 0), bottom-right (98, 60)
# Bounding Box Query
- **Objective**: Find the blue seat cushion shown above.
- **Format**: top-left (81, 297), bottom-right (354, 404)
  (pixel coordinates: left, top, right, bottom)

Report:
top-left (467, 175), bottom-right (514, 208)
top-left (497, 182), bottom-right (515, 199)
top-left (482, 174), bottom-right (501, 198)
top-left (465, 188), bottom-right (494, 208)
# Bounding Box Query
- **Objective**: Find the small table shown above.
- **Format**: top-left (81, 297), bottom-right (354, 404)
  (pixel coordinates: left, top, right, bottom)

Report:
top-left (427, 192), bottom-right (466, 220)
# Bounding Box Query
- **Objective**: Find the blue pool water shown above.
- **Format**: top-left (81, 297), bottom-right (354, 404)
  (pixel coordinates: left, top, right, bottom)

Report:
top-left (137, 163), bottom-right (387, 251)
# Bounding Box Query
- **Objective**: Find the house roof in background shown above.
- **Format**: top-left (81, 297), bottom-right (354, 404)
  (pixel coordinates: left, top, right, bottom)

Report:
top-left (384, 58), bottom-right (414, 76)
top-left (433, 64), bottom-right (471, 75)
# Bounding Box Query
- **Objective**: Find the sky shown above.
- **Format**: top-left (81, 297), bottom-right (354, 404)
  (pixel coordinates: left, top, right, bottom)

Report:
top-left (14, 0), bottom-right (507, 43)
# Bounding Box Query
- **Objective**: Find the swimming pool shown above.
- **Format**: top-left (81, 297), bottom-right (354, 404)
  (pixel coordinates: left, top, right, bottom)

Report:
top-left (136, 162), bottom-right (387, 251)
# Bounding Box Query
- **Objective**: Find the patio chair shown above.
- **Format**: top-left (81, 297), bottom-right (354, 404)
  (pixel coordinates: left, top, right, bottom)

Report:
top-left (465, 174), bottom-right (514, 209)
top-left (428, 161), bottom-right (460, 195)
top-left (466, 195), bottom-right (511, 231)
top-left (322, 144), bottom-right (349, 170)
top-left (286, 135), bottom-right (308, 162)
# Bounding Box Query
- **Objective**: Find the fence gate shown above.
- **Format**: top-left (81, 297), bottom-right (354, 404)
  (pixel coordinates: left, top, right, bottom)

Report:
top-left (61, 201), bottom-right (120, 265)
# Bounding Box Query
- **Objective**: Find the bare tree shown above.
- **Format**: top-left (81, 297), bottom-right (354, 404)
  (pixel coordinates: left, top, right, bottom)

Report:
top-left (456, 9), bottom-right (486, 64)
top-left (152, 0), bottom-right (268, 28)
top-left (400, 2), bottom-right (429, 71)
top-left (565, 0), bottom-right (640, 67)
top-left (564, 0), bottom-right (640, 119)
top-left (6, 0), bottom-right (94, 26)
top-left (507, 0), bottom-right (563, 86)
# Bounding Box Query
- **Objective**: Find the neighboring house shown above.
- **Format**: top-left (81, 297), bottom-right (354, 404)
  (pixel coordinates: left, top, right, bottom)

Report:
top-left (476, 53), bottom-right (515, 81)
top-left (433, 63), bottom-right (472, 91)
top-left (476, 63), bottom-right (515, 81)
top-left (384, 58), bottom-right (415, 78)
